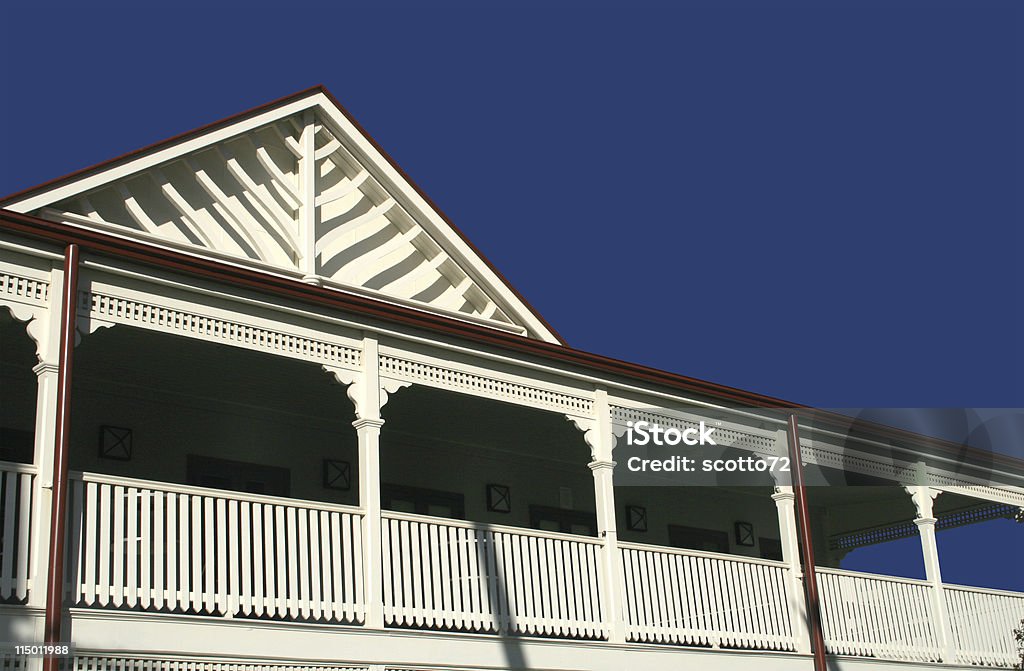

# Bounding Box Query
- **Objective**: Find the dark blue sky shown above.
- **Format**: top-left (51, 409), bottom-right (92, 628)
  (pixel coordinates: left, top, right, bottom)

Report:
top-left (2, 3), bottom-right (1020, 586)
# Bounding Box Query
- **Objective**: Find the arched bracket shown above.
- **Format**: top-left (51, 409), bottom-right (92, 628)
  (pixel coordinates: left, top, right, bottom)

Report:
top-left (904, 485), bottom-right (942, 520)
top-left (322, 365), bottom-right (411, 421)
top-left (3, 301), bottom-right (40, 327)
top-left (378, 376), bottom-right (412, 413)
top-left (567, 414), bottom-right (619, 463)
top-left (565, 415), bottom-right (598, 461)
top-left (2, 303), bottom-right (66, 365)
top-left (566, 390), bottom-right (615, 463)
top-left (76, 312), bottom-right (116, 339)
top-left (323, 364), bottom-right (359, 387)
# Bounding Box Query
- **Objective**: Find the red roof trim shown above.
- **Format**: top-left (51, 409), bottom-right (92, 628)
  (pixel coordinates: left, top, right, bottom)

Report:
top-left (0, 86), bottom-right (324, 207)
top-left (2, 209), bottom-right (1021, 476)
top-left (0, 86), bottom-right (567, 345)
top-left (314, 87), bottom-right (568, 346)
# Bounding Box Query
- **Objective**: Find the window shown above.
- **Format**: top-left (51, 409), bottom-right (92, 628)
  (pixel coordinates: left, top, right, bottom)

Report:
top-left (0, 427), bottom-right (33, 464)
top-left (186, 455), bottom-right (290, 497)
top-left (529, 505), bottom-right (597, 536)
top-left (382, 483), bottom-right (465, 520)
top-left (759, 537), bottom-right (784, 561)
top-left (668, 524), bottom-right (729, 554)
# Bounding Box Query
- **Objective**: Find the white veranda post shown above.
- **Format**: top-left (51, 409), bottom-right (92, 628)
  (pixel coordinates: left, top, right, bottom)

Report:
top-left (23, 264), bottom-right (67, 619)
top-left (906, 485), bottom-right (956, 662)
top-left (772, 483), bottom-right (811, 654)
top-left (571, 390), bottom-right (626, 644)
top-left (334, 335), bottom-right (408, 629)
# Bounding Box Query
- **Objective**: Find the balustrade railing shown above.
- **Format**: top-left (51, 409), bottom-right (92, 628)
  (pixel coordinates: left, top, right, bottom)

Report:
top-left (25, 470), bottom-right (1024, 668)
top-left (619, 541), bottom-right (796, 651)
top-left (66, 472), bottom-right (365, 623)
top-left (0, 461), bottom-right (34, 602)
top-left (945, 584), bottom-right (1024, 668)
top-left (817, 567), bottom-right (942, 663)
top-left (381, 510), bottom-right (605, 639)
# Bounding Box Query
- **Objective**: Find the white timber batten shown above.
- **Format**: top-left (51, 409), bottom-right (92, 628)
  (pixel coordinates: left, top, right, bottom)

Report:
top-left (4, 89), bottom-right (556, 342)
top-left (304, 92), bottom-right (551, 339)
top-left (299, 109), bottom-right (317, 281)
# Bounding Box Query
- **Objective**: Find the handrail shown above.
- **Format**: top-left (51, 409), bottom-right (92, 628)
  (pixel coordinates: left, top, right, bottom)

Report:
top-left (381, 509), bottom-right (604, 545)
top-left (816, 566), bottom-right (932, 588)
top-left (0, 460), bottom-right (38, 475)
top-left (942, 583), bottom-right (1024, 599)
top-left (618, 540), bottom-right (789, 569)
top-left (70, 470), bottom-right (364, 516)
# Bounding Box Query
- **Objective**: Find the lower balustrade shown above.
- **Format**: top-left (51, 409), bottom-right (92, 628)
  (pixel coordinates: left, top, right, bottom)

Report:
top-left (619, 541), bottom-right (797, 651)
top-left (946, 584), bottom-right (1024, 668)
top-left (66, 472), bottom-right (366, 623)
top-left (380, 511), bottom-right (606, 639)
top-left (818, 568), bottom-right (942, 663)
top-left (0, 462), bottom-right (33, 603)
top-left (31, 470), bottom-right (1024, 668)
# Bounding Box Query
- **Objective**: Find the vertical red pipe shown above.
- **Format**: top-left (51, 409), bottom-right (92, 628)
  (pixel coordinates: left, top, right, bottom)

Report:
top-left (787, 413), bottom-right (828, 671)
top-left (43, 243), bottom-right (80, 669)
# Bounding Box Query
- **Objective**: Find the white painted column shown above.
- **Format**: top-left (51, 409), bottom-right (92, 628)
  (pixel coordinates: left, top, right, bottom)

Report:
top-left (906, 485), bottom-right (956, 663)
top-left (354, 414), bottom-right (384, 629)
top-left (23, 265), bottom-right (66, 619)
top-left (773, 484), bottom-right (811, 654)
top-left (338, 335), bottom-right (408, 630)
top-left (28, 361), bottom-right (58, 610)
top-left (574, 390), bottom-right (626, 643)
top-left (3, 265), bottom-right (67, 671)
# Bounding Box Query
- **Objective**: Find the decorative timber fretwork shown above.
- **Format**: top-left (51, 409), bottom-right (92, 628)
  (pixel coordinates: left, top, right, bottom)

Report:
top-left (378, 353), bottom-right (593, 415)
top-left (0, 269), bottom-right (53, 354)
top-left (6, 90), bottom-right (565, 341)
top-left (79, 289), bottom-right (361, 370)
top-left (0, 270), bottom-right (49, 307)
top-left (801, 444), bottom-right (919, 483)
top-left (38, 120), bottom-right (305, 268)
top-left (609, 405), bottom-right (778, 456)
top-left (829, 501), bottom-right (1020, 551)
top-left (801, 443), bottom-right (1024, 507)
top-left (69, 658), bottom-right (368, 671)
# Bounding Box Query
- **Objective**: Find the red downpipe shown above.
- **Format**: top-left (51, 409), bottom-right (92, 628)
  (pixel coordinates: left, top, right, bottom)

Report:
top-left (787, 414), bottom-right (828, 671)
top-left (43, 243), bottom-right (80, 670)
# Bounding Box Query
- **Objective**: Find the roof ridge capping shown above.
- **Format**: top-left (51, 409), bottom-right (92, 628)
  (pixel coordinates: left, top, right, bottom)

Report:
top-left (0, 85), bottom-right (567, 346)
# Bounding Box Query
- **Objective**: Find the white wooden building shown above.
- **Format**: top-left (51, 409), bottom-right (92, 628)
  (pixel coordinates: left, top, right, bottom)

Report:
top-left (0, 86), bottom-right (1021, 671)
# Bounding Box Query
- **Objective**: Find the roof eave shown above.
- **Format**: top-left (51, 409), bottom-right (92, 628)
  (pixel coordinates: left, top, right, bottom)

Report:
top-left (2, 208), bottom-right (1020, 479)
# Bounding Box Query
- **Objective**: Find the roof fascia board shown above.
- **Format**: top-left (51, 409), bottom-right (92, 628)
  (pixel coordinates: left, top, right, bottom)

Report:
top-left (4, 94), bottom-right (321, 213)
top-left (3, 209), bottom-right (1022, 479)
